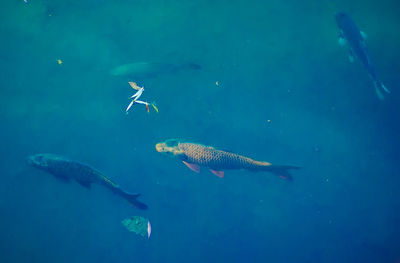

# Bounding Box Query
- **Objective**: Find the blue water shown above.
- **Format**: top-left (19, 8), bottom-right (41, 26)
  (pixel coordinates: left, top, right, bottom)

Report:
top-left (1, 0), bottom-right (399, 262)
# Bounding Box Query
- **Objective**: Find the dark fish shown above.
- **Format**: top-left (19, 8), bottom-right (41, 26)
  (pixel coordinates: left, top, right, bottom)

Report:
top-left (335, 12), bottom-right (390, 100)
top-left (28, 154), bottom-right (147, 209)
top-left (156, 139), bottom-right (299, 180)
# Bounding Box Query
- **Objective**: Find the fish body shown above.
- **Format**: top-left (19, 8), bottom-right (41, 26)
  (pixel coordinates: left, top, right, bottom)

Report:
top-left (155, 139), bottom-right (299, 180)
top-left (335, 12), bottom-right (390, 99)
top-left (110, 62), bottom-right (201, 78)
top-left (28, 154), bottom-right (147, 209)
top-left (121, 216), bottom-right (151, 238)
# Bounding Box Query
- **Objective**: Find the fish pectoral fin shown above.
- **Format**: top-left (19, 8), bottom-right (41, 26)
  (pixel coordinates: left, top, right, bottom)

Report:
top-left (338, 37), bottom-right (346, 46)
top-left (374, 81), bottom-right (390, 100)
top-left (360, 30), bottom-right (367, 40)
top-left (338, 30), bottom-right (346, 46)
top-left (210, 169), bottom-right (224, 178)
top-left (348, 49), bottom-right (355, 63)
top-left (182, 161), bottom-right (200, 173)
top-left (76, 179), bottom-right (91, 189)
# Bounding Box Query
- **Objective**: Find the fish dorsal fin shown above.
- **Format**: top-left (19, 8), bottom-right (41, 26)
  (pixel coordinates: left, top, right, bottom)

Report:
top-left (210, 169), bottom-right (224, 178)
top-left (182, 161), bottom-right (200, 173)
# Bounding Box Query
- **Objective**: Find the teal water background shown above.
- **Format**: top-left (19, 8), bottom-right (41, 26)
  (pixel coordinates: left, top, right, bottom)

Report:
top-left (0, 0), bottom-right (399, 262)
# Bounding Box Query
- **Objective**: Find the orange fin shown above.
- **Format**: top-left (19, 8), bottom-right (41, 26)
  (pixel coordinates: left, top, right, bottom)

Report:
top-left (182, 161), bottom-right (200, 173)
top-left (210, 169), bottom-right (224, 178)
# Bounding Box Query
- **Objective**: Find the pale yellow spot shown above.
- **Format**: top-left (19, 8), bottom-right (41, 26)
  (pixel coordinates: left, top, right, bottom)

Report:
top-left (215, 81), bottom-right (219, 86)
top-left (57, 59), bottom-right (63, 65)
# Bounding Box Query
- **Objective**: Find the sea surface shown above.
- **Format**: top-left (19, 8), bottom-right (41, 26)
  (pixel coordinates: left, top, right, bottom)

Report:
top-left (0, 0), bottom-right (399, 262)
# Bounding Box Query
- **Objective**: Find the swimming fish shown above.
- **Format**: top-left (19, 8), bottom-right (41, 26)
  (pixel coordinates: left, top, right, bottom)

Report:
top-left (110, 62), bottom-right (201, 79)
top-left (335, 12), bottom-right (390, 100)
top-left (121, 216), bottom-right (151, 239)
top-left (155, 139), bottom-right (299, 180)
top-left (28, 154), bottom-right (148, 209)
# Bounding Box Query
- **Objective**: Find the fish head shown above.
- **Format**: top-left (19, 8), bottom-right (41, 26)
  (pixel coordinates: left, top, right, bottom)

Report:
top-left (155, 139), bottom-right (184, 158)
top-left (335, 12), bottom-right (350, 29)
top-left (27, 153), bottom-right (63, 169)
top-left (28, 154), bottom-right (50, 168)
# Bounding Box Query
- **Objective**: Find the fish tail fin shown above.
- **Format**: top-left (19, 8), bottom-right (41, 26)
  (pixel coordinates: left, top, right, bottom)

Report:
top-left (374, 80), bottom-right (390, 100)
top-left (123, 192), bottom-right (148, 210)
top-left (262, 164), bottom-right (300, 181)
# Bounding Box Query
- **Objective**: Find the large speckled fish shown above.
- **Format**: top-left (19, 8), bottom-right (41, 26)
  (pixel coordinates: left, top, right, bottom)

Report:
top-left (155, 139), bottom-right (300, 180)
top-left (28, 154), bottom-right (147, 209)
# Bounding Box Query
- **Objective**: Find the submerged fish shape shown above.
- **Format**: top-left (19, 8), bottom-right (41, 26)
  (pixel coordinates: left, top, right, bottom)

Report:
top-left (155, 139), bottom-right (300, 180)
top-left (110, 62), bottom-right (201, 79)
top-left (335, 12), bottom-right (390, 100)
top-left (28, 154), bottom-right (147, 209)
top-left (121, 216), bottom-right (151, 239)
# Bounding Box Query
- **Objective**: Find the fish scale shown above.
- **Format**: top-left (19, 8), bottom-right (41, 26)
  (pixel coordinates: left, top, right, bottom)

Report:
top-left (179, 143), bottom-right (266, 170)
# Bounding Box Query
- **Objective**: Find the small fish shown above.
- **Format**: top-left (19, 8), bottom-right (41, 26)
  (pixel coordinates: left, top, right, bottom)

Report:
top-left (28, 154), bottom-right (148, 209)
top-left (122, 216), bottom-right (151, 238)
top-left (335, 12), bottom-right (390, 100)
top-left (156, 139), bottom-right (300, 180)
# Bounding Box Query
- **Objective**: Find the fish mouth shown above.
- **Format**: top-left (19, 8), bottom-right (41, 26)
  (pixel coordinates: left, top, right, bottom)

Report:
top-left (155, 143), bottom-right (163, 153)
top-left (27, 154), bottom-right (45, 168)
top-left (27, 156), bottom-right (35, 166)
top-left (27, 153), bottom-right (56, 167)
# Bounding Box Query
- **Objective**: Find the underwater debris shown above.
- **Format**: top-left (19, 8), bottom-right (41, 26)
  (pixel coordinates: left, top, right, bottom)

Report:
top-left (151, 102), bottom-right (159, 113)
top-left (122, 216), bottom-right (151, 238)
top-left (125, 82), bottom-right (158, 114)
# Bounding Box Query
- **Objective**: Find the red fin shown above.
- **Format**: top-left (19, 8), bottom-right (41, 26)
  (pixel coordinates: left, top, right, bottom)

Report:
top-left (182, 161), bottom-right (200, 173)
top-left (210, 169), bottom-right (224, 178)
